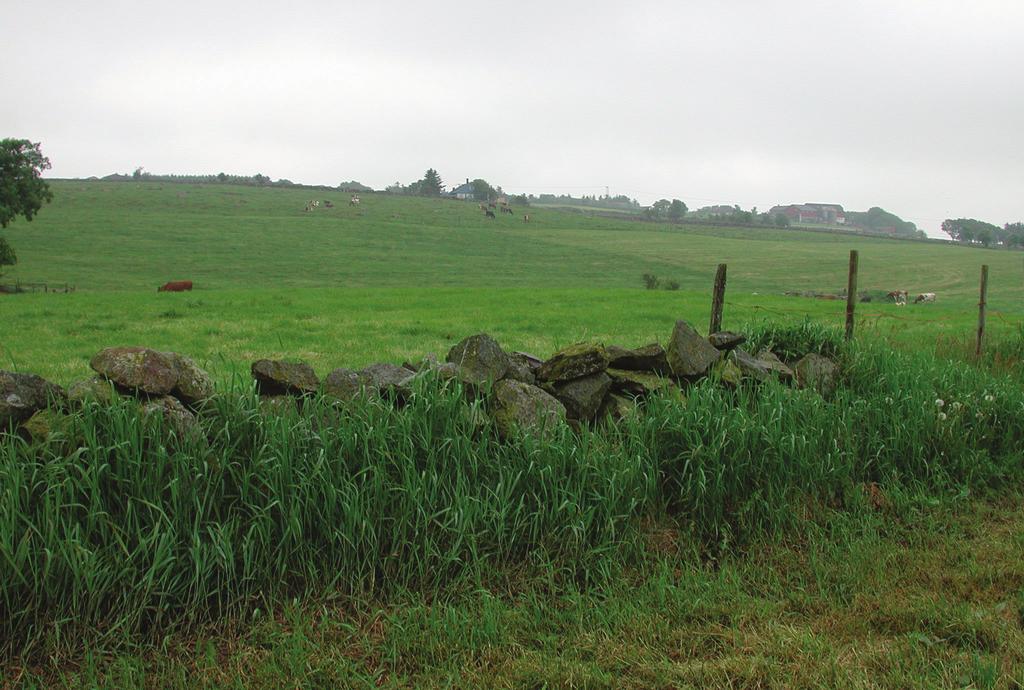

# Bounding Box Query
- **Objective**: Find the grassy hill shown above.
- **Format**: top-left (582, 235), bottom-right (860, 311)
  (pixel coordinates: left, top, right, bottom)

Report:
top-left (3, 180), bottom-right (1018, 297)
top-left (2, 180), bottom-right (1021, 382)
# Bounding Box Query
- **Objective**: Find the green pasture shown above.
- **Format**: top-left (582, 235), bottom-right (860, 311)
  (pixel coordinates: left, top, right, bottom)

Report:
top-left (1, 180), bottom-right (1022, 383)
top-left (1, 287), bottom-right (1015, 385)
top-left (1, 180), bottom-right (1020, 299)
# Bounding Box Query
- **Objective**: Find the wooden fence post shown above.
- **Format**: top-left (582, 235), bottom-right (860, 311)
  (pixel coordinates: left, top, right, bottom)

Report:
top-left (845, 250), bottom-right (858, 341)
top-left (709, 263), bottom-right (727, 334)
top-left (976, 264), bottom-right (989, 357)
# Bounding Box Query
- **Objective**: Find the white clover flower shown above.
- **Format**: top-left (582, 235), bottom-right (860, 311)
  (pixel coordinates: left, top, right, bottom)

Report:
top-left (937, 412), bottom-right (947, 421)
top-left (950, 401), bottom-right (962, 412)
top-left (985, 395), bottom-right (995, 403)
top-left (884, 397), bottom-right (893, 405)
top-left (935, 398), bottom-right (945, 408)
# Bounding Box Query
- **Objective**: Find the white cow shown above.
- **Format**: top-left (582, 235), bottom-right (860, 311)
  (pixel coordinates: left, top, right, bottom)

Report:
top-left (914, 292), bottom-right (936, 304)
top-left (350, 195), bottom-right (361, 206)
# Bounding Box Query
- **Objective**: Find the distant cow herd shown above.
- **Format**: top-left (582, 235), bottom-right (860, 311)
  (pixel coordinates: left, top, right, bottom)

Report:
top-left (480, 199), bottom-right (529, 223)
top-left (887, 290), bottom-right (936, 305)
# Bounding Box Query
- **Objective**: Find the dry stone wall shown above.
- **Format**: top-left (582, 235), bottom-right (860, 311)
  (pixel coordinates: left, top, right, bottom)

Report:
top-left (1, 320), bottom-right (841, 442)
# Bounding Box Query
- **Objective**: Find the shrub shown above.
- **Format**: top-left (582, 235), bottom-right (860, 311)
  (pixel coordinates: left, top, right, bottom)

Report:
top-left (664, 280), bottom-right (680, 291)
top-left (642, 273), bottom-right (660, 290)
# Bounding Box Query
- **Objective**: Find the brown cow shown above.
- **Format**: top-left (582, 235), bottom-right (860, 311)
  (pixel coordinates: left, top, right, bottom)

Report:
top-left (158, 280), bottom-right (193, 292)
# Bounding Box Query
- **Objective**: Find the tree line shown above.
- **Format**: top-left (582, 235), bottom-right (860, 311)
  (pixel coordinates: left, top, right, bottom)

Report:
top-left (104, 168), bottom-right (374, 192)
top-left (942, 218), bottom-right (1024, 248)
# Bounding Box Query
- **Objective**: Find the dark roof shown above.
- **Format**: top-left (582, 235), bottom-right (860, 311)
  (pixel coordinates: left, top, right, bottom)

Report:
top-left (450, 182), bottom-right (474, 195)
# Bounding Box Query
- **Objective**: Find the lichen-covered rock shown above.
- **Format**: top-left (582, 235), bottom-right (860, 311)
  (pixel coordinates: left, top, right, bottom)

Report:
top-left (90, 347), bottom-right (213, 404)
top-left (358, 363), bottom-right (415, 396)
top-left (251, 359), bottom-right (319, 396)
top-left (537, 343), bottom-right (610, 383)
top-left (68, 376), bottom-right (118, 405)
top-left (91, 347), bottom-right (178, 395)
top-left (142, 395), bottom-right (200, 438)
top-left (715, 359), bottom-right (743, 388)
top-left (167, 353), bottom-right (214, 404)
top-left (490, 379), bottom-right (565, 439)
top-left (756, 350), bottom-right (795, 383)
top-left (606, 343), bottom-right (670, 373)
top-left (708, 331), bottom-right (747, 351)
top-left (322, 367), bottom-right (363, 401)
top-left (550, 372), bottom-right (612, 421)
top-left (1, 371), bottom-right (67, 428)
top-left (665, 321), bottom-right (721, 379)
top-left (19, 409), bottom-right (66, 443)
top-left (446, 334), bottom-right (510, 385)
top-left (505, 357), bottom-right (536, 385)
top-left (795, 353), bottom-right (839, 398)
top-left (732, 349), bottom-right (772, 384)
top-left (606, 368), bottom-right (675, 398)
top-left (599, 393), bottom-right (636, 423)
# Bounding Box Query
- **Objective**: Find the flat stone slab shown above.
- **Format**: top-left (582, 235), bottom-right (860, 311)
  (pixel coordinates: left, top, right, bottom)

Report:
top-left (537, 343), bottom-right (610, 383)
top-left (606, 343), bottom-right (670, 373)
top-left (252, 359), bottom-right (320, 396)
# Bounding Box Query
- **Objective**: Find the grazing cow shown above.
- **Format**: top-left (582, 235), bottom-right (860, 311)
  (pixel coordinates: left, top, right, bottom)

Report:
top-left (914, 292), bottom-right (936, 304)
top-left (350, 195), bottom-right (361, 206)
top-left (158, 280), bottom-right (193, 292)
top-left (501, 206), bottom-right (514, 214)
top-left (523, 214), bottom-right (530, 223)
top-left (487, 202), bottom-right (497, 209)
top-left (324, 200), bottom-right (334, 208)
top-left (485, 210), bottom-right (496, 219)
top-left (479, 203), bottom-right (487, 211)
top-left (887, 290), bottom-right (909, 306)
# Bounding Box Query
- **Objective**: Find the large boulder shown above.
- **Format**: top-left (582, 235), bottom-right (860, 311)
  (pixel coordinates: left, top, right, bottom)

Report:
top-left (550, 372), bottom-right (612, 421)
top-left (537, 343), bottom-right (610, 383)
top-left (1, 371), bottom-right (67, 428)
top-left (606, 343), bottom-right (670, 373)
top-left (142, 395), bottom-right (201, 439)
top-left (91, 347), bottom-right (178, 395)
top-left (358, 363), bottom-right (416, 397)
top-left (169, 354), bottom-right (215, 405)
top-left (795, 353), bottom-right (839, 398)
top-left (251, 359), bottom-right (319, 396)
top-left (505, 356), bottom-right (537, 385)
top-left (665, 321), bottom-right (721, 379)
top-left (446, 334), bottom-right (510, 386)
top-left (756, 350), bottom-right (795, 383)
top-left (322, 367), bottom-right (363, 402)
top-left (90, 347), bottom-right (213, 404)
top-left (708, 331), bottom-right (746, 351)
top-left (731, 349), bottom-right (772, 384)
top-left (490, 379), bottom-right (566, 439)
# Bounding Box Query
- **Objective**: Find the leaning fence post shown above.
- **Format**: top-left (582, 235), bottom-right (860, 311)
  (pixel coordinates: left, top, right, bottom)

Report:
top-left (845, 250), bottom-right (858, 340)
top-left (976, 264), bottom-right (989, 357)
top-left (709, 263), bottom-right (727, 334)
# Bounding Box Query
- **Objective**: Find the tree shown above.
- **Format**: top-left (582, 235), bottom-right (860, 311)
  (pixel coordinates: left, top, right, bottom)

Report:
top-left (0, 236), bottom-right (15, 277)
top-left (0, 139), bottom-right (53, 228)
top-left (470, 178), bottom-right (496, 202)
top-left (668, 199), bottom-right (687, 220)
top-left (419, 168), bottom-right (444, 196)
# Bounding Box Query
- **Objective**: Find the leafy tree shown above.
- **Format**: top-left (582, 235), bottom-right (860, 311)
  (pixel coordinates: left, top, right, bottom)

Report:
top-left (668, 199), bottom-right (687, 220)
top-left (419, 168), bottom-right (444, 196)
top-left (0, 236), bottom-right (15, 277)
top-left (470, 178), bottom-right (496, 202)
top-left (0, 139), bottom-right (53, 228)
top-left (774, 214), bottom-right (790, 227)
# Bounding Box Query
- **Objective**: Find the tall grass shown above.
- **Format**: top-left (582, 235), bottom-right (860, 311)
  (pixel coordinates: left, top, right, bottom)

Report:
top-left (2, 338), bottom-right (1023, 660)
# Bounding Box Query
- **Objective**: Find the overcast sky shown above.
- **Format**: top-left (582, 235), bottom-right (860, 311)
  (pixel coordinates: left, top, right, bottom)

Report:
top-left (3, 0), bottom-right (1022, 236)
